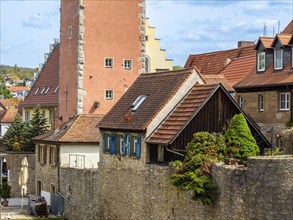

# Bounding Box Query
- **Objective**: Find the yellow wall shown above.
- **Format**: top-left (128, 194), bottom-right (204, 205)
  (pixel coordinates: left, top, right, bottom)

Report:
top-left (145, 18), bottom-right (173, 73)
top-left (22, 107), bottom-right (55, 130)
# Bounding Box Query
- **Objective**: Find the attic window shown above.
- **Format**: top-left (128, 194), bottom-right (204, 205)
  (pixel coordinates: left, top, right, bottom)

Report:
top-left (34, 87), bottom-right (40, 95)
top-left (53, 86), bottom-right (59, 94)
top-left (131, 95), bottom-right (148, 112)
top-left (40, 87), bottom-right (46, 95)
top-left (45, 86), bottom-right (50, 94)
top-left (274, 49), bottom-right (283, 70)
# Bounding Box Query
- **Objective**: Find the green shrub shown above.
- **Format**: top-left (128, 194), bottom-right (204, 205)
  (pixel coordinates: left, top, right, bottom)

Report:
top-left (225, 113), bottom-right (259, 163)
top-left (170, 132), bottom-right (226, 204)
top-left (264, 147), bottom-right (283, 156)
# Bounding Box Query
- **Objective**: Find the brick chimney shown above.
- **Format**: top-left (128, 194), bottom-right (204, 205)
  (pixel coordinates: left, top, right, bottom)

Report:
top-left (238, 41), bottom-right (254, 48)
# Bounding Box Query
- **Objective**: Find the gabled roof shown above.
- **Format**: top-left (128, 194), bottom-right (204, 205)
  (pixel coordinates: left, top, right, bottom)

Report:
top-left (97, 68), bottom-right (195, 131)
top-left (271, 34), bottom-right (292, 47)
top-left (20, 43), bottom-right (60, 108)
top-left (147, 84), bottom-right (218, 144)
top-left (33, 114), bottom-right (104, 144)
top-left (281, 20), bottom-right (293, 34)
top-left (234, 61), bottom-right (293, 89)
top-left (184, 46), bottom-right (255, 75)
top-left (0, 99), bottom-right (18, 109)
top-left (218, 55), bottom-right (256, 86)
top-left (255, 37), bottom-right (274, 49)
top-left (202, 74), bottom-right (234, 92)
top-left (0, 108), bottom-right (18, 123)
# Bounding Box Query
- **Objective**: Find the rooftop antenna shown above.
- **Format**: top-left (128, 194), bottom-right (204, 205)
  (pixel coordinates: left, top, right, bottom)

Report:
top-left (273, 26), bottom-right (275, 36)
top-left (278, 20), bottom-right (280, 34)
top-left (263, 23), bottom-right (267, 37)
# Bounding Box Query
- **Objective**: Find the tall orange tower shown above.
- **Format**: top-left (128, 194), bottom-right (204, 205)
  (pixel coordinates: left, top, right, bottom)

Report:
top-left (59, 0), bottom-right (146, 123)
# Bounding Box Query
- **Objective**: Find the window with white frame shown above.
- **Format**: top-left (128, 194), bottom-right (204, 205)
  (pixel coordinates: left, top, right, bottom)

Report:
top-left (279, 93), bottom-right (290, 111)
top-left (257, 52), bottom-right (265, 71)
top-left (238, 96), bottom-right (244, 108)
top-left (105, 90), bottom-right (114, 100)
top-left (274, 49), bottom-right (283, 70)
top-left (258, 95), bottom-right (264, 112)
top-left (123, 59), bottom-right (132, 70)
top-left (105, 58), bottom-right (113, 68)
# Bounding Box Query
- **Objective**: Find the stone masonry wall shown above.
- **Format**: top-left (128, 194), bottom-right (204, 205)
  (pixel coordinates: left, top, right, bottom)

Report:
top-left (60, 155), bottom-right (293, 220)
top-left (2, 152), bottom-right (35, 197)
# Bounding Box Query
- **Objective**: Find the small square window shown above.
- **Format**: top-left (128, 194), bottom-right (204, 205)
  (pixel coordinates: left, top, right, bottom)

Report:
top-left (123, 59), bottom-right (132, 70)
top-left (105, 58), bottom-right (113, 68)
top-left (105, 90), bottom-right (114, 100)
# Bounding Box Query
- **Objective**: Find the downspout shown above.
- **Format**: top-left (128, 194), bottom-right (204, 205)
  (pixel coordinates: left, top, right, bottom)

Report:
top-left (57, 143), bottom-right (61, 192)
top-left (165, 145), bottom-right (185, 157)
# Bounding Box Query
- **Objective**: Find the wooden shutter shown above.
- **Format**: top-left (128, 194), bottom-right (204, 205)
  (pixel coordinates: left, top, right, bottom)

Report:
top-left (122, 135), bottom-right (127, 156)
top-left (102, 133), bottom-right (106, 153)
top-left (136, 135), bottom-right (141, 158)
top-left (109, 134), bottom-right (117, 154)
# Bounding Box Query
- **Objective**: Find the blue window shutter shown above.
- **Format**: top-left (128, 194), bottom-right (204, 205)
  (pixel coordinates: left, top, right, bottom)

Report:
top-left (136, 135), bottom-right (141, 158)
top-left (109, 134), bottom-right (117, 154)
top-left (102, 133), bottom-right (106, 153)
top-left (127, 135), bottom-right (131, 157)
top-left (122, 135), bottom-right (127, 156)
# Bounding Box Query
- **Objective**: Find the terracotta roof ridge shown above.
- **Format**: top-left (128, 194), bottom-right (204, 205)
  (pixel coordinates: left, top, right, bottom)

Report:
top-left (140, 68), bottom-right (194, 77)
top-left (59, 115), bottom-right (80, 142)
top-left (189, 45), bottom-right (254, 57)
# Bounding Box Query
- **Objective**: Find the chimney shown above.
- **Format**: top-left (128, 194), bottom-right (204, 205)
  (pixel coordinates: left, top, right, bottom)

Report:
top-left (237, 41), bottom-right (255, 48)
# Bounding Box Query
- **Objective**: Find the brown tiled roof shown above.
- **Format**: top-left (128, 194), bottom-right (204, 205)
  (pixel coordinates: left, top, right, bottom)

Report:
top-left (218, 55), bottom-right (256, 86)
top-left (33, 114), bottom-right (104, 144)
top-left (97, 68), bottom-right (195, 131)
top-left (184, 46), bottom-right (255, 75)
top-left (281, 20), bottom-right (293, 34)
top-left (275, 34), bottom-right (292, 46)
top-left (147, 84), bottom-right (218, 144)
top-left (0, 109), bottom-right (18, 123)
top-left (202, 74), bottom-right (234, 92)
top-left (9, 86), bottom-right (30, 92)
top-left (257, 37), bottom-right (274, 49)
top-left (0, 99), bottom-right (18, 108)
top-left (235, 62), bottom-right (293, 89)
top-left (20, 43), bottom-right (60, 108)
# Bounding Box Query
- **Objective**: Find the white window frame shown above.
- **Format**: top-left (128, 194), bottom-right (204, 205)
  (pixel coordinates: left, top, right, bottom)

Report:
top-left (274, 49), bottom-right (283, 70)
top-left (257, 52), bottom-right (265, 71)
top-left (238, 96), bottom-right (244, 108)
top-left (105, 89), bottom-right (114, 100)
top-left (279, 93), bottom-right (290, 111)
top-left (258, 95), bottom-right (264, 112)
top-left (123, 59), bottom-right (133, 70)
top-left (105, 57), bottom-right (114, 68)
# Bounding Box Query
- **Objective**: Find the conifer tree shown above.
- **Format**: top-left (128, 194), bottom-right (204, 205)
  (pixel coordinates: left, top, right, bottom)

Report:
top-left (225, 113), bottom-right (259, 163)
top-left (2, 114), bottom-right (27, 152)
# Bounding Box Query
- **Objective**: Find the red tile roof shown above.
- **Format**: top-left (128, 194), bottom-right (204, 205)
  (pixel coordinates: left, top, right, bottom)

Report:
top-left (275, 34), bottom-right (292, 46)
top-left (257, 37), bottom-right (274, 49)
top-left (218, 55), bottom-right (256, 86)
top-left (184, 46), bottom-right (255, 75)
top-left (0, 99), bottom-right (18, 109)
top-left (0, 108), bottom-right (18, 123)
top-left (33, 114), bottom-right (104, 144)
top-left (9, 86), bottom-right (30, 92)
top-left (235, 62), bottom-right (293, 89)
top-left (20, 43), bottom-right (60, 108)
top-left (97, 68), bottom-right (195, 131)
top-left (147, 84), bottom-right (218, 144)
top-left (281, 20), bottom-right (293, 34)
top-left (202, 74), bottom-right (234, 92)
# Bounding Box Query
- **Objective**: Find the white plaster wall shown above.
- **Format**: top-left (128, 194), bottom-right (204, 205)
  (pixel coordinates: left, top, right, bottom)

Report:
top-left (60, 144), bottom-right (100, 169)
top-left (145, 69), bottom-right (205, 138)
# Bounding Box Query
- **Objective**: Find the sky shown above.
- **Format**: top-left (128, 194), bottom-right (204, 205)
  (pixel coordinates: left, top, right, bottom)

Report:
top-left (0, 0), bottom-right (292, 68)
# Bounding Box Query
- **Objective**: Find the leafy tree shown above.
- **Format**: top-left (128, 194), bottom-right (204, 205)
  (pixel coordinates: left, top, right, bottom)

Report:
top-left (24, 105), bottom-right (49, 151)
top-left (225, 113), bottom-right (259, 163)
top-left (173, 65), bottom-right (183, 71)
top-left (2, 114), bottom-right (27, 152)
top-left (170, 132), bottom-right (226, 204)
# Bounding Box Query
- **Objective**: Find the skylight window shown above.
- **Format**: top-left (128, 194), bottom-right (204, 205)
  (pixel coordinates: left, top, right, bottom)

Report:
top-left (45, 86), bottom-right (50, 94)
top-left (40, 87), bottom-right (46, 95)
top-left (131, 95), bottom-right (148, 112)
top-left (53, 86), bottom-right (59, 94)
top-left (34, 87), bottom-right (40, 95)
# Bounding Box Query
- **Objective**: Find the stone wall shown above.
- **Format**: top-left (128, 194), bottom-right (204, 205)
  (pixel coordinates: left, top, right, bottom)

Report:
top-left (283, 128), bottom-right (293, 154)
top-left (1, 152), bottom-right (35, 197)
top-left (59, 155), bottom-right (293, 220)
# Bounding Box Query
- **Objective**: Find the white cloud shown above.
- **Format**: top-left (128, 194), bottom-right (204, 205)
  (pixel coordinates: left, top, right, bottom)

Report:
top-left (22, 13), bottom-right (51, 29)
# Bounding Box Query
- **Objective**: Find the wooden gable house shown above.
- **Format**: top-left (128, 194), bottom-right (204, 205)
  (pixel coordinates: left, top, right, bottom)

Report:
top-left (98, 68), bottom-right (270, 165)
